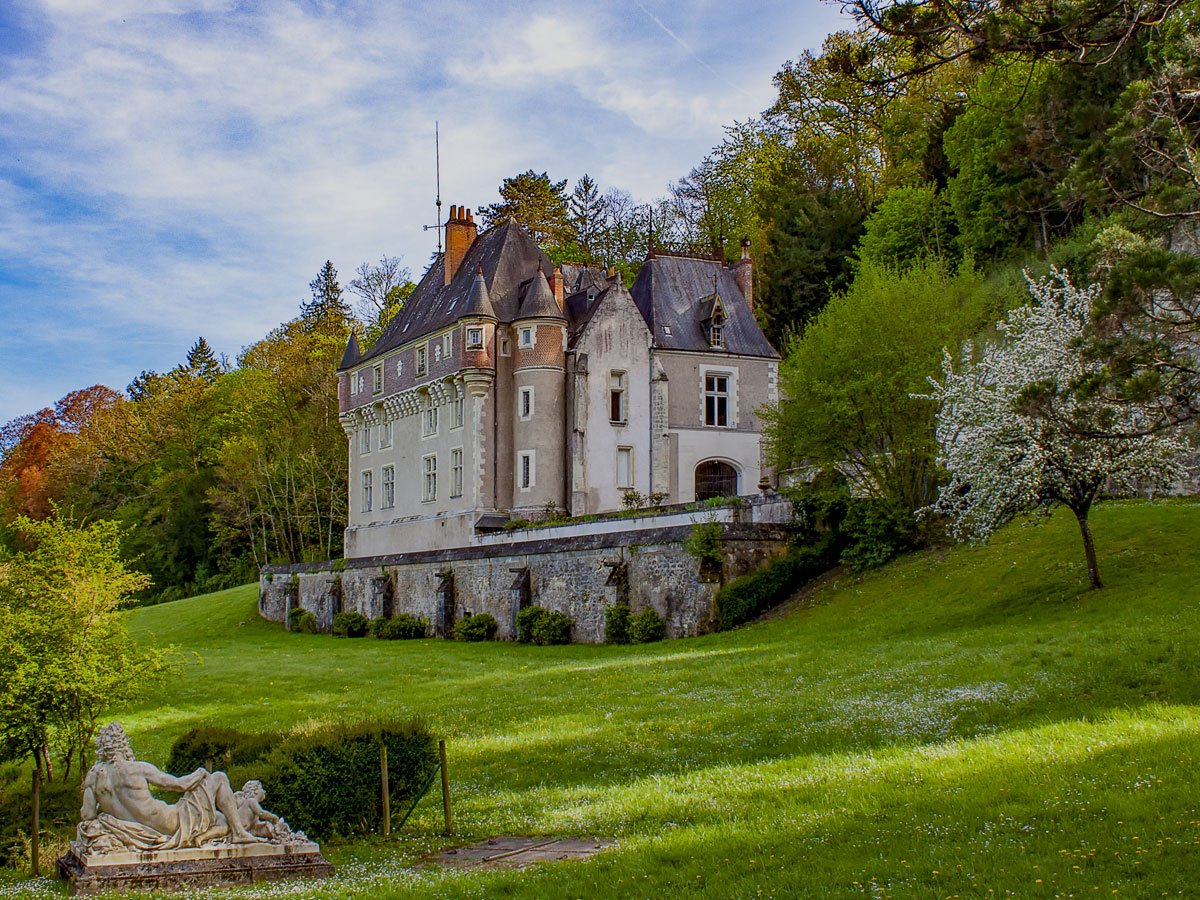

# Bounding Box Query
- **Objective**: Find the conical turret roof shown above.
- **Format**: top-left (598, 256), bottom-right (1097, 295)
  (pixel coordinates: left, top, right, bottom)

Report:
top-left (517, 266), bottom-right (564, 320)
top-left (459, 264), bottom-right (497, 320)
top-left (338, 332), bottom-right (362, 371)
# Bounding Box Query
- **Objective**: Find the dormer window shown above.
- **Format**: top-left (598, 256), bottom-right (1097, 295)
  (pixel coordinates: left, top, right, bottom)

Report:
top-left (709, 317), bottom-right (724, 349)
top-left (466, 327), bottom-right (485, 349)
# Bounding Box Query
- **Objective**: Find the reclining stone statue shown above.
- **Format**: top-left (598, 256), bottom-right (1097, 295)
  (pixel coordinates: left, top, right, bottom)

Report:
top-left (73, 722), bottom-right (306, 855)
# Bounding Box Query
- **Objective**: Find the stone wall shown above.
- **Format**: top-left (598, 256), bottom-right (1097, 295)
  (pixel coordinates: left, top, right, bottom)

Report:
top-left (259, 522), bottom-right (790, 643)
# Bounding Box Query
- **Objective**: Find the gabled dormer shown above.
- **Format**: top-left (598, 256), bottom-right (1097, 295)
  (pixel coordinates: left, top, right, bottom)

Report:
top-left (698, 291), bottom-right (728, 350)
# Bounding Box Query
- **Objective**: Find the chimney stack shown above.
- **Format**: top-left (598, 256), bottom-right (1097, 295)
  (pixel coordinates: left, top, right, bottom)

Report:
top-left (731, 236), bottom-right (753, 310)
top-left (550, 265), bottom-right (565, 309)
top-left (444, 204), bottom-right (478, 285)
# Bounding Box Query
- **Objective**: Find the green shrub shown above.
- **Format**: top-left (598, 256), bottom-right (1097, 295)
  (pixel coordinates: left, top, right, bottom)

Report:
top-left (257, 719), bottom-right (437, 839)
top-left (515, 605), bottom-right (545, 643)
top-left (628, 608), bottom-right (666, 643)
top-left (715, 537), bottom-right (840, 630)
top-left (332, 611), bottom-right (371, 638)
top-left (839, 499), bottom-right (914, 572)
top-left (532, 610), bottom-right (573, 645)
top-left (453, 612), bottom-right (497, 642)
top-left (373, 614), bottom-right (428, 640)
top-left (287, 607), bottom-right (305, 630)
top-left (605, 603), bottom-right (631, 644)
top-left (296, 611), bottom-right (319, 634)
top-left (684, 519), bottom-right (724, 574)
top-left (167, 726), bottom-right (281, 775)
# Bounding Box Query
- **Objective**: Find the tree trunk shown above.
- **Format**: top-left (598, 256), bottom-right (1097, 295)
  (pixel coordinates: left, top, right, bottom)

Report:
top-left (1073, 507), bottom-right (1103, 590)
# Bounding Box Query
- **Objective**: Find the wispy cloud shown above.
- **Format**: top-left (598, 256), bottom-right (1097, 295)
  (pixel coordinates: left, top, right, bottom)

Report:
top-left (0, 0), bottom-right (850, 423)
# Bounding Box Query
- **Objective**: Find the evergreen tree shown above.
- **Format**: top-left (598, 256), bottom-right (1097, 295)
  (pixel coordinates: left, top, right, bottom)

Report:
top-left (185, 337), bottom-right (221, 383)
top-left (569, 174), bottom-right (607, 264)
top-left (478, 170), bottom-right (573, 246)
top-left (301, 260), bottom-right (350, 329)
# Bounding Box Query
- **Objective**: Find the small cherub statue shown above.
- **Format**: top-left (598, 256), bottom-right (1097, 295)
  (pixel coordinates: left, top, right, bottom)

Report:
top-left (233, 780), bottom-right (300, 842)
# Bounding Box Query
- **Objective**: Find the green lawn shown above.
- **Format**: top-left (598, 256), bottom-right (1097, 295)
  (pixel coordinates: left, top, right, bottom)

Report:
top-left (4, 500), bottom-right (1200, 897)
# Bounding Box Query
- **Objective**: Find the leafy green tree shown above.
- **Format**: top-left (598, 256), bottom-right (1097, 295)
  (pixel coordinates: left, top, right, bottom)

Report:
top-left (0, 515), bottom-right (171, 781)
top-left (856, 183), bottom-right (956, 268)
top-left (764, 259), bottom-right (1011, 524)
top-left (478, 170), bottom-right (573, 246)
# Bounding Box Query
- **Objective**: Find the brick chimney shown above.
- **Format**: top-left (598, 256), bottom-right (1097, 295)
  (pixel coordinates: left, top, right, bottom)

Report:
top-left (731, 236), bottom-right (753, 310)
top-left (550, 265), bottom-right (565, 310)
top-left (444, 205), bottom-right (477, 285)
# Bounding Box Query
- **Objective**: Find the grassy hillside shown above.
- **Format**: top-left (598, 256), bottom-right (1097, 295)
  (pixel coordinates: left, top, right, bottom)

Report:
top-left (6, 500), bottom-right (1200, 897)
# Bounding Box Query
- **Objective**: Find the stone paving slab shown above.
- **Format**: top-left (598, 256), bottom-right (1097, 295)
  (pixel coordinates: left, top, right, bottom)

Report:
top-left (428, 836), bottom-right (613, 869)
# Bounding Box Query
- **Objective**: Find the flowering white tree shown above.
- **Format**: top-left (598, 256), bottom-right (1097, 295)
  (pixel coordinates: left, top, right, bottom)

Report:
top-left (923, 271), bottom-right (1187, 589)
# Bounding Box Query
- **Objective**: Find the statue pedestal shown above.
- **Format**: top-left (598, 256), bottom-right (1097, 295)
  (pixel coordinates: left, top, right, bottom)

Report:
top-left (57, 842), bottom-right (333, 895)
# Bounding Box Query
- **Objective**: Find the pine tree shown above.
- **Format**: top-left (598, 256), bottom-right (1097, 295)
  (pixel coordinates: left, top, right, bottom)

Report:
top-left (478, 171), bottom-right (573, 245)
top-left (185, 337), bottom-right (221, 382)
top-left (301, 260), bottom-right (350, 329)
top-left (570, 174), bottom-right (607, 264)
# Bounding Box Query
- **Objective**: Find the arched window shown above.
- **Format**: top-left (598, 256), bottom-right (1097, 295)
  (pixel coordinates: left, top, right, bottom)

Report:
top-left (695, 461), bottom-right (738, 500)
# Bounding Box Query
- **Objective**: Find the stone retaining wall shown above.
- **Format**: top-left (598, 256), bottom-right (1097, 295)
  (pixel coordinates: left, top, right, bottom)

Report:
top-left (259, 523), bottom-right (790, 642)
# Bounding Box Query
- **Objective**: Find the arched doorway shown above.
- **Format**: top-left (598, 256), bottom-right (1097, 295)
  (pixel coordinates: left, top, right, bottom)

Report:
top-left (695, 460), bottom-right (738, 501)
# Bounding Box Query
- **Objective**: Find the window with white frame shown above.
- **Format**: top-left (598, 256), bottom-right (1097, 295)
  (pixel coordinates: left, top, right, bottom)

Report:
top-left (422, 397), bottom-right (439, 437)
top-left (704, 373), bottom-right (731, 427)
top-left (518, 326), bottom-right (534, 348)
top-left (450, 448), bottom-right (463, 498)
top-left (361, 470), bottom-right (373, 512)
top-left (616, 446), bottom-right (633, 488)
top-left (466, 326), bottom-right (484, 349)
top-left (379, 421), bottom-right (392, 449)
top-left (359, 424), bottom-right (371, 454)
top-left (517, 451), bottom-right (534, 490)
top-left (416, 346), bottom-right (427, 376)
top-left (422, 455), bottom-right (437, 501)
top-left (518, 386), bottom-right (534, 420)
top-left (442, 333), bottom-right (452, 358)
top-left (451, 391), bottom-right (465, 429)
top-left (382, 465), bottom-right (395, 508)
top-left (372, 363), bottom-right (383, 394)
top-left (609, 371), bottom-right (627, 424)
top-left (350, 373), bottom-right (358, 396)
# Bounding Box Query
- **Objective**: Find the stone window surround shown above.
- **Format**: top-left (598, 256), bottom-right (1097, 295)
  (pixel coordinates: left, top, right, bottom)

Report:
top-left (517, 450), bottom-right (535, 491)
top-left (609, 370), bottom-right (627, 425)
top-left (616, 445), bottom-right (634, 489)
top-left (518, 326), bottom-right (535, 349)
top-left (466, 326), bottom-right (485, 349)
top-left (450, 447), bottom-right (464, 498)
top-left (372, 363), bottom-right (384, 395)
top-left (422, 454), bottom-right (437, 502)
top-left (518, 385), bottom-right (534, 421)
top-left (361, 469), bottom-right (373, 512)
top-left (700, 364), bottom-right (737, 429)
top-left (382, 465), bottom-right (395, 508)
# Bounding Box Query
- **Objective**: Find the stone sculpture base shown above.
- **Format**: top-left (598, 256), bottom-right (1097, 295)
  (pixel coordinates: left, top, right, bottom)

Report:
top-left (56, 842), bottom-right (333, 895)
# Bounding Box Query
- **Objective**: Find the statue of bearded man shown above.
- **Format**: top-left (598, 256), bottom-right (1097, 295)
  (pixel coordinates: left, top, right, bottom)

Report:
top-left (75, 722), bottom-right (261, 854)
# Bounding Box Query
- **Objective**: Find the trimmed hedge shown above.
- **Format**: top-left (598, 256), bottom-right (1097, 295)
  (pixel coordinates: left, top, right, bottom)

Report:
top-left (166, 726), bottom-right (281, 776)
top-left (373, 613), bottom-right (428, 640)
top-left (332, 611), bottom-right (371, 637)
top-left (715, 537), bottom-right (840, 631)
top-left (628, 608), bottom-right (666, 643)
top-left (516, 606), bottom-right (574, 645)
top-left (453, 612), bottom-right (497, 642)
top-left (605, 604), bottom-right (631, 644)
top-left (165, 719), bottom-right (438, 840)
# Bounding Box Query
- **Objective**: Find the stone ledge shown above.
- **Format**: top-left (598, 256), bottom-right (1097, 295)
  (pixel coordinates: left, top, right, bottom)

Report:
top-left (57, 847), bottom-right (333, 896)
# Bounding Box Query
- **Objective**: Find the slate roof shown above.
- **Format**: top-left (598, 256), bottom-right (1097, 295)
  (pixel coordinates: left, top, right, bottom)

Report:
top-left (518, 267), bottom-right (564, 320)
top-left (339, 332), bottom-right (362, 369)
top-left (347, 220), bottom-right (553, 369)
top-left (629, 255), bottom-right (777, 358)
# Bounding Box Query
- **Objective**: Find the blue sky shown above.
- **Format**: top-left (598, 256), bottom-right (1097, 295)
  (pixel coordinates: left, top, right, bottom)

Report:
top-left (0, 0), bottom-right (848, 424)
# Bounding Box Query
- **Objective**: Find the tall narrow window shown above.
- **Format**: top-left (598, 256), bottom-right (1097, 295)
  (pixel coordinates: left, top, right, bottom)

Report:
top-left (416, 346), bottom-right (428, 376)
top-left (359, 425), bottom-right (371, 454)
top-left (704, 374), bottom-right (730, 427)
top-left (372, 364), bottom-right (383, 394)
top-left (708, 314), bottom-right (724, 349)
top-left (518, 451), bottom-right (534, 490)
top-left (616, 446), bottom-right (633, 488)
top-left (609, 371), bottom-right (626, 424)
top-left (382, 465), bottom-right (395, 508)
top-left (442, 333), bottom-right (453, 358)
top-left (379, 421), bottom-right (392, 449)
top-left (422, 455), bottom-right (437, 502)
top-left (361, 470), bottom-right (373, 512)
top-left (423, 398), bottom-right (439, 437)
top-left (519, 386), bottom-right (534, 420)
top-left (518, 327), bottom-right (534, 348)
top-left (450, 448), bottom-right (463, 498)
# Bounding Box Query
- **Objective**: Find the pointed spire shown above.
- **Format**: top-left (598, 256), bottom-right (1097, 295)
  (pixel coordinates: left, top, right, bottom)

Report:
top-left (518, 267), bottom-right (565, 320)
top-left (459, 263), bottom-right (497, 320)
top-left (339, 332), bottom-right (362, 370)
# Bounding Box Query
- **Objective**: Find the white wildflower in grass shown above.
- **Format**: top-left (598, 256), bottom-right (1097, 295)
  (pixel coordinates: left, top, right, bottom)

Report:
top-left (920, 270), bottom-right (1188, 589)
